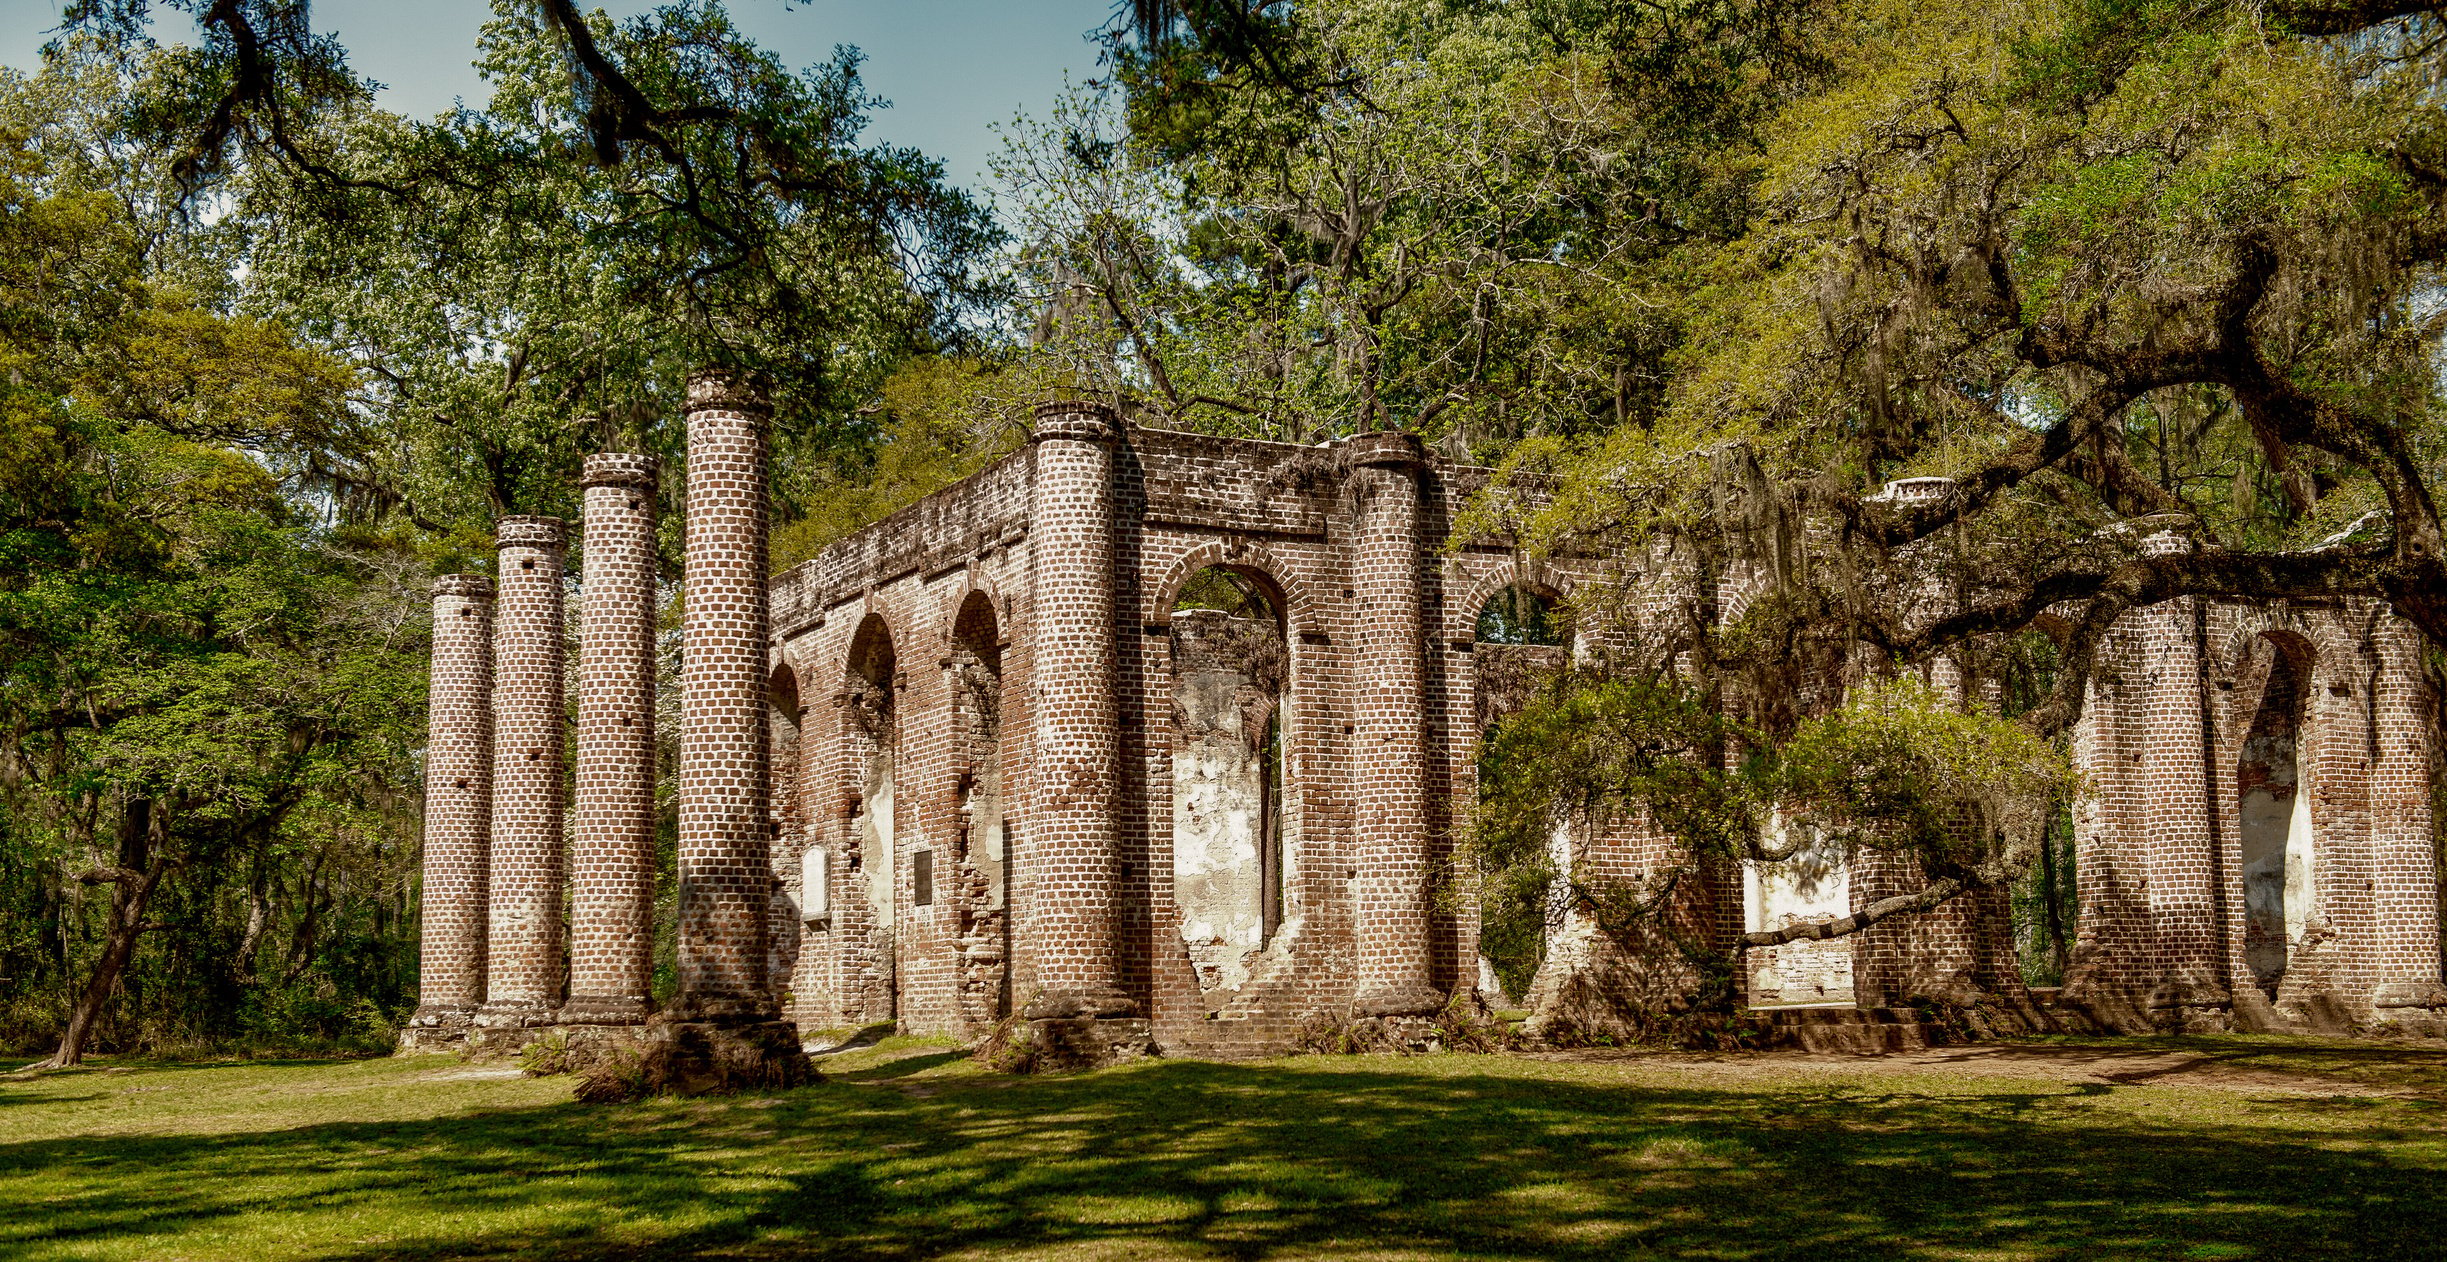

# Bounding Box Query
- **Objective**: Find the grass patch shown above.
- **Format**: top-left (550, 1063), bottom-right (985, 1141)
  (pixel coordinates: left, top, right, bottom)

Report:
top-left (2, 1036), bottom-right (2443, 1259)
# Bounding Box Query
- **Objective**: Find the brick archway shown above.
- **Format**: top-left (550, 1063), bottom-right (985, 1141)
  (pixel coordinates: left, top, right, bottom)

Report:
top-left (1455, 561), bottom-right (1575, 644)
top-left (1143, 539), bottom-right (1327, 639)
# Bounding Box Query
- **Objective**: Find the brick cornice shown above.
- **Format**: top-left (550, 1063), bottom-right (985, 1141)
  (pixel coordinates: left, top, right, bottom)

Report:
top-left (495, 516), bottom-right (566, 551)
top-left (1031, 399), bottom-right (1121, 444)
top-left (581, 453), bottom-right (660, 490)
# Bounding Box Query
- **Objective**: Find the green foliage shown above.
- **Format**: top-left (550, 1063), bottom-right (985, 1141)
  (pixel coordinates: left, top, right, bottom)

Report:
top-left (770, 355), bottom-right (1031, 572)
top-left (1775, 677), bottom-right (2080, 874)
top-left (1000, 0), bottom-right (1817, 449)
top-left (219, 0), bottom-right (1006, 539)
top-left (516, 1032), bottom-right (575, 1077)
top-left (0, 130), bottom-right (429, 1056)
top-left (1473, 671), bottom-right (1763, 879)
top-left (1472, 669), bottom-right (2078, 985)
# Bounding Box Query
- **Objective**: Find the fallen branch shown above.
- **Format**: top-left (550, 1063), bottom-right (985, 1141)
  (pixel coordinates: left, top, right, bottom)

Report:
top-left (1739, 877), bottom-right (1965, 947)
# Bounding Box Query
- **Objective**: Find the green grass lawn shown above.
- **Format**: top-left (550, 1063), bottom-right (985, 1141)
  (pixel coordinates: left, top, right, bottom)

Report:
top-left (5, 1035), bottom-right (2446, 1260)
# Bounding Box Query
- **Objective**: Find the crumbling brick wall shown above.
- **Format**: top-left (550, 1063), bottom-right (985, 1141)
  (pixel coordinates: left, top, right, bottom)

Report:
top-left (759, 421), bottom-right (2443, 1053)
top-left (412, 400), bottom-right (2442, 1057)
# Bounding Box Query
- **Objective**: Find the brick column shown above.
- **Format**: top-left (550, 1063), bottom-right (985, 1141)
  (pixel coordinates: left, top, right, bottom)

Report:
top-left (671, 371), bottom-right (778, 1022)
top-left (479, 517), bottom-right (569, 1028)
top-left (2135, 560), bottom-right (2232, 1027)
top-left (1020, 401), bottom-right (1135, 1021)
top-left (2062, 632), bottom-right (2155, 1028)
top-left (404, 575), bottom-right (494, 1048)
top-left (564, 455), bottom-right (661, 1024)
top-left (1347, 430), bottom-right (1443, 1017)
top-left (2367, 615), bottom-right (2447, 1016)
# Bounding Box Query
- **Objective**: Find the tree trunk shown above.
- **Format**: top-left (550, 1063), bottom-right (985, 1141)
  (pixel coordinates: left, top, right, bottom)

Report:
top-left (35, 797), bottom-right (172, 1070)
top-left (2040, 821), bottom-right (2071, 980)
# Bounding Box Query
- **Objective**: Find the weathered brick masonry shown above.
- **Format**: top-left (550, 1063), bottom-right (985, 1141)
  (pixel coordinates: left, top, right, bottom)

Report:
top-left (768, 421), bottom-right (2445, 1049)
top-left (770, 408), bottom-right (1585, 1056)
top-left (476, 517), bottom-right (567, 1031)
top-left (563, 454), bottom-right (660, 1025)
top-left (672, 371), bottom-right (779, 1024)
top-left (2061, 589), bottom-right (2447, 1032)
top-left (411, 404), bottom-right (2445, 1060)
top-left (402, 575), bottom-right (493, 1051)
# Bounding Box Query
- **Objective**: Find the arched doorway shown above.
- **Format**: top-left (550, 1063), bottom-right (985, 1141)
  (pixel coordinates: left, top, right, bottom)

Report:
top-left (844, 612), bottom-right (898, 1018)
top-left (1471, 582), bottom-right (1571, 1005)
top-left (950, 590), bottom-right (1008, 1024)
top-left (2240, 633), bottom-right (2315, 995)
top-left (768, 660), bottom-right (808, 1007)
top-left (1168, 565), bottom-right (1292, 994)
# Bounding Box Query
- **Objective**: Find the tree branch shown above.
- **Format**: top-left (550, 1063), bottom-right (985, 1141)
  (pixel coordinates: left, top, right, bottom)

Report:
top-left (1740, 877), bottom-right (1965, 946)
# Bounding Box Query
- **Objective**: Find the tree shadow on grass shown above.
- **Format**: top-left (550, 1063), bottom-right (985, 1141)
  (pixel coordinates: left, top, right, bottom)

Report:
top-left (2, 1058), bottom-right (2442, 1260)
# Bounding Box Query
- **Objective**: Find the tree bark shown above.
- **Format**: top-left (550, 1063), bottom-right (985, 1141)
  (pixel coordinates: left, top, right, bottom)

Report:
top-left (1738, 876), bottom-right (1966, 947)
top-left (34, 797), bottom-right (173, 1070)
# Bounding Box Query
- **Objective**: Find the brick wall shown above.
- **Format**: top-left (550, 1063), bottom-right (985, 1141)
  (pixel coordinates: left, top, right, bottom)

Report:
top-left (752, 421), bottom-right (2444, 1052)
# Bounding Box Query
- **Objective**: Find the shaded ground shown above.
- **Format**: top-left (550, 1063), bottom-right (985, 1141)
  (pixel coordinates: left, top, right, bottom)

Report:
top-left (3, 1034), bottom-right (2444, 1260)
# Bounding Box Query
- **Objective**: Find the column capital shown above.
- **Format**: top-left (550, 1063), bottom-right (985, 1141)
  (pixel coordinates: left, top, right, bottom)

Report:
top-left (686, 368), bottom-right (775, 417)
top-left (1340, 430), bottom-right (1424, 470)
top-left (432, 574), bottom-right (495, 601)
top-left (495, 516), bottom-right (566, 551)
top-left (582, 453), bottom-right (660, 491)
top-left (1031, 400), bottom-right (1121, 444)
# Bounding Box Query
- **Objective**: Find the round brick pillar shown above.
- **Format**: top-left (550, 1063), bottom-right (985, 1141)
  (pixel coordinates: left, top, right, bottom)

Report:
top-left (407, 574), bottom-right (494, 1044)
top-left (2133, 548), bottom-right (2231, 1025)
top-left (1346, 430), bottom-right (1444, 1017)
top-left (480, 517), bottom-right (569, 1027)
top-left (2367, 617), bottom-right (2447, 1014)
top-left (564, 455), bottom-right (661, 1024)
top-left (1020, 401), bottom-right (1135, 1020)
top-left (672, 371), bottom-right (778, 1023)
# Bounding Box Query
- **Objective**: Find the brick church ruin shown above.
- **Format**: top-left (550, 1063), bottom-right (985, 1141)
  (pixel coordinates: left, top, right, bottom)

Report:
top-left (402, 372), bottom-right (2447, 1066)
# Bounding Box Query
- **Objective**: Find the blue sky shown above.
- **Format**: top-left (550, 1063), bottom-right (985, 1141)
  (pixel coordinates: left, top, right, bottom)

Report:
top-left (0, 0), bottom-right (1115, 195)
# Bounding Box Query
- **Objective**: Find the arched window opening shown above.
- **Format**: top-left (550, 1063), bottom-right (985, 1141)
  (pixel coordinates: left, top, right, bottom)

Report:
top-left (1174, 566), bottom-right (1277, 622)
top-left (1998, 626), bottom-right (2076, 987)
top-left (1476, 584), bottom-right (1565, 646)
top-left (950, 590), bottom-right (1009, 1024)
top-left (1169, 564), bottom-right (1293, 994)
top-left (843, 613), bottom-right (898, 1016)
top-left (769, 662), bottom-right (804, 800)
top-left (2240, 635), bottom-right (2315, 996)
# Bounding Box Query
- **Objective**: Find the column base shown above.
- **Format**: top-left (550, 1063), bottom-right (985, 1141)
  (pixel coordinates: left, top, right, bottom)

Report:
top-left (558, 995), bottom-right (654, 1026)
top-left (2370, 982), bottom-right (2447, 1037)
top-left (659, 991), bottom-right (780, 1025)
top-left (473, 1000), bottom-right (560, 1029)
top-left (1353, 982), bottom-right (1448, 1018)
top-left (1023, 988), bottom-right (1139, 1020)
top-left (642, 1019), bottom-right (815, 1095)
top-left (465, 1000), bottom-right (562, 1055)
top-left (397, 1004), bottom-right (475, 1053)
top-left (2372, 981), bottom-right (2447, 1010)
top-left (2146, 975), bottom-right (2234, 1034)
top-left (1026, 1016), bottom-right (1154, 1070)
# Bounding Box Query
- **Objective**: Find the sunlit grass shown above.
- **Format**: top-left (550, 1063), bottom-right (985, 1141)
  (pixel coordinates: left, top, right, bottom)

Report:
top-left (1, 1035), bottom-right (2443, 1260)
